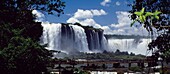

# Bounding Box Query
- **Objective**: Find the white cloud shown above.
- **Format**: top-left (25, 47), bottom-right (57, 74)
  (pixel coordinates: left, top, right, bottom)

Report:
top-left (115, 1), bottom-right (121, 6)
top-left (91, 9), bottom-right (107, 16)
top-left (101, 0), bottom-right (111, 6)
top-left (67, 9), bottom-right (107, 28)
top-left (67, 9), bottom-right (148, 35)
top-left (73, 9), bottom-right (93, 19)
top-left (110, 11), bottom-right (148, 35)
top-left (67, 17), bottom-right (80, 23)
top-left (110, 11), bottom-right (130, 28)
top-left (80, 19), bottom-right (102, 28)
top-left (72, 9), bottom-right (107, 19)
top-left (32, 10), bottom-right (45, 22)
top-left (101, 26), bottom-right (113, 34)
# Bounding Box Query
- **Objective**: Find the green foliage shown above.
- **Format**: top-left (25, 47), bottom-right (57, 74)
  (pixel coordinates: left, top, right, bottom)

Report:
top-left (0, 28), bottom-right (53, 74)
top-left (129, 0), bottom-right (170, 65)
top-left (134, 8), bottom-right (145, 23)
top-left (0, 0), bottom-right (65, 74)
top-left (131, 8), bottom-right (161, 27)
top-left (164, 49), bottom-right (170, 58)
top-left (130, 0), bottom-right (169, 31)
top-left (68, 50), bottom-right (145, 60)
top-left (0, 0), bottom-right (65, 15)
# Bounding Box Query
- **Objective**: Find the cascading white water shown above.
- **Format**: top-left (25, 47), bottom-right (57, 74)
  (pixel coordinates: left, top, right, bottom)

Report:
top-left (85, 29), bottom-right (108, 52)
top-left (41, 22), bottom-right (62, 51)
top-left (107, 38), bottom-right (151, 55)
top-left (91, 30), bottom-right (100, 50)
top-left (101, 34), bottom-right (108, 51)
top-left (41, 22), bottom-right (110, 53)
top-left (70, 25), bottom-right (89, 52)
top-left (41, 23), bottom-right (89, 53)
top-left (41, 22), bottom-right (150, 55)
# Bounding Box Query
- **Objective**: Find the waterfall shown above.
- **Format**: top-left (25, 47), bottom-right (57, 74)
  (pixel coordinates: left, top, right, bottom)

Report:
top-left (40, 22), bottom-right (150, 55)
top-left (70, 25), bottom-right (89, 52)
top-left (107, 38), bottom-right (151, 55)
top-left (84, 28), bottom-right (108, 51)
top-left (40, 22), bottom-right (107, 53)
top-left (41, 22), bottom-right (62, 51)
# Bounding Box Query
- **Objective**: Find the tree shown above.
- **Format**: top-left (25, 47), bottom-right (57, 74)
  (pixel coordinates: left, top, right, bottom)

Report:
top-left (0, 29), bottom-right (53, 74)
top-left (130, 0), bottom-right (169, 31)
top-left (130, 0), bottom-right (170, 58)
top-left (129, 0), bottom-right (170, 73)
top-left (0, 0), bottom-right (65, 74)
top-left (0, 0), bottom-right (65, 48)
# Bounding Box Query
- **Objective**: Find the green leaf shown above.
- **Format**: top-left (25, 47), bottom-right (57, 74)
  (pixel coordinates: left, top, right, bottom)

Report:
top-left (141, 8), bottom-right (145, 14)
top-left (145, 12), bottom-right (153, 17)
top-left (155, 16), bottom-right (159, 19)
top-left (134, 12), bottom-right (142, 16)
top-left (153, 10), bottom-right (161, 15)
top-left (142, 15), bottom-right (146, 21)
top-left (139, 15), bottom-right (144, 23)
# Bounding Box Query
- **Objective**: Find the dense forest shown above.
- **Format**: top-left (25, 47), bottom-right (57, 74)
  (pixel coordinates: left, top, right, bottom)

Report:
top-left (0, 0), bottom-right (65, 74)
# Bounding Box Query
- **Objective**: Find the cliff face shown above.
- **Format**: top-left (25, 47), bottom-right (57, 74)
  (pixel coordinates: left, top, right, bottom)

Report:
top-left (40, 22), bottom-right (108, 54)
top-left (73, 23), bottom-right (107, 51)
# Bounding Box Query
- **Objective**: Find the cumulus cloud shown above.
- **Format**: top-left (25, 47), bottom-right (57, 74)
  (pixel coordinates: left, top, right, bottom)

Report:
top-left (101, 26), bottom-right (113, 34)
top-left (32, 9), bottom-right (148, 35)
top-left (110, 11), bottom-right (130, 28)
top-left (66, 9), bottom-right (147, 35)
top-left (67, 9), bottom-right (107, 28)
top-left (110, 11), bottom-right (148, 35)
top-left (80, 19), bottom-right (102, 28)
top-left (115, 1), bottom-right (121, 6)
top-left (101, 0), bottom-right (111, 6)
top-left (91, 9), bottom-right (107, 16)
top-left (32, 10), bottom-right (45, 22)
top-left (73, 9), bottom-right (93, 19)
top-left (71, 9), bottom-right (107, 19)
top-left (67, 17), bottom-right (80, 23)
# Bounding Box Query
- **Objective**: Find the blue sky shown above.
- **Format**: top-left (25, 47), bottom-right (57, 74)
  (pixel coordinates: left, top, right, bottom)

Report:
top-left (33, 0), bottom-right (148, 35)
top-left (32, 0), bottom-right (151, 55)
top-left (47, 0), bottom-right (132, 24)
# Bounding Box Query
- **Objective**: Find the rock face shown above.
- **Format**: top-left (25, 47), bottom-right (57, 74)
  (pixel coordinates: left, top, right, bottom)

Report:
top-left (40, 22), bottom-right (108, 54)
